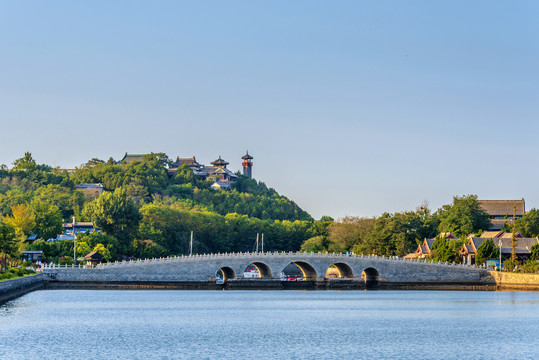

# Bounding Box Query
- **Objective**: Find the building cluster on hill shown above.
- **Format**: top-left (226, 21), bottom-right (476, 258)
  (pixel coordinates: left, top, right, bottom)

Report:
top-left (120, 151), bottom-right (254, 190)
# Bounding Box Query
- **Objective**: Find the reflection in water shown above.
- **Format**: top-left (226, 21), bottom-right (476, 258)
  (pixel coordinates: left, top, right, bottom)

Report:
top-left (0, 290), bottom-right (538, 359)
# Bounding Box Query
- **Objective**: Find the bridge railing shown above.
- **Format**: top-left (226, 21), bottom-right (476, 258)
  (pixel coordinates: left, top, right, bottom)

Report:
top-left (40, 251), bottom-right (487, 271)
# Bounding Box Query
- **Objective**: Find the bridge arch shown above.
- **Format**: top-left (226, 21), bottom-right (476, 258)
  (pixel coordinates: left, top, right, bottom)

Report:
top-left (244, 262), bottom-right (272, 278)
top-left (290, 261), bottom-right (317, 281)
top-left (361, 267), bottom-right (379, 286)
top-left (216, 266), bottom-right (235, 283)
top-left (325, 262), bottom-right (354, 279)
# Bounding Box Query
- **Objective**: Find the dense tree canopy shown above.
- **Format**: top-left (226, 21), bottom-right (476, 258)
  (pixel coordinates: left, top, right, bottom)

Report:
top-left (0, 221), bottom-right (19, 269)
top-left (515, 208), bottom-right (539, 237)
top-left (436, 195), bottom-right (491, 238)
top-left (1, 152), bottom-right (515, 266)
top-left (475, 238), bottom-right (500, 265)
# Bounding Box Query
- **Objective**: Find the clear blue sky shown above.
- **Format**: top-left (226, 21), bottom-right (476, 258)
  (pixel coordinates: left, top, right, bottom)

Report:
top-left (1, 1), bottom-right (538, 219)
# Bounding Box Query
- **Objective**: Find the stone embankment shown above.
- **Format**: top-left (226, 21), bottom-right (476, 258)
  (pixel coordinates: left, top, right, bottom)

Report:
top-left (488, 271), bottom-right (539, 291)
top-left (0, 274), bottom-right (44, 304)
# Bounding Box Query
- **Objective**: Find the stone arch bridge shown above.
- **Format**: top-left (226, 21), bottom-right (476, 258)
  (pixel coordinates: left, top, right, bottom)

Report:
top-left (42, 252), bottom-right (492, 289)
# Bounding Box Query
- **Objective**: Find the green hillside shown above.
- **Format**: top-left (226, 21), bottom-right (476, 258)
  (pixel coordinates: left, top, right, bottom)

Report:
top-left (0, 152), bottom-right (320, 264)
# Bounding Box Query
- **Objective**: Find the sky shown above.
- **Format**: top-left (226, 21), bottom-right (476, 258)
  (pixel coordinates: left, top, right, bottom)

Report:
top-left (1, 1), bottom-right (538, 220)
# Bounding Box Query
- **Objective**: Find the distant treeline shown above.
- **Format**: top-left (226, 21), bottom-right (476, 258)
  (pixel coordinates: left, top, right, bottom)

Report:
top-left (2, 152), bottom-right (539, 267)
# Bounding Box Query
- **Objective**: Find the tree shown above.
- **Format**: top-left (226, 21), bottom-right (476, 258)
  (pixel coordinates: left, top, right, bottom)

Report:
top-left (362, 208), bottom-right (435, 257)
top-left (436, 195), bottom-right (491, 238)
top-left (2, 204), bottom-right (35, 241)
top-left (83, 187), bottom-right (141, 248)
top-left (300, 236), bottom-right (329, 252)
top-left (428, 237), bottom-right (460, 262)
top-left (76, 241), bottom-right (92, 259)
top-left (12, 152), bottom-right (36, 170)
top-left (328, 216), bottom-right (375, 253)
top-left (30, 198), bottom-right (63, 240)
top-left (0, 221), bottom-right (18, 269)
top-left (475, 238), bottom-right (500, 265)
top-left (93, 243), bottom-right (111, 261)
top-left (515, 208), bottom-right (539, 237)
top-left (530, 243), bottom-right (539, 261)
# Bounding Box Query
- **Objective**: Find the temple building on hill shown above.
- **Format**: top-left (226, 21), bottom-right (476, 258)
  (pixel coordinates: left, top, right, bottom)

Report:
top-left (168, 155), bottom-right (244, 189)
top-left (242, 151), bottom-right (253, 179)
top-left (478, 199), bottom-right (525, 230)
top-left (75, 183), bottom-right (104, 198)
top-left (121, 152), bottom-right (253, 189)
top-left (120, 153), bottom-right (147, 164)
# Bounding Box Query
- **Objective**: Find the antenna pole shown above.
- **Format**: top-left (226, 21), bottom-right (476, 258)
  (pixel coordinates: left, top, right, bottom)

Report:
top-left (190, 231), bottom-right (193, 256)
top-left (256, 233), bottom-right (259, 253)
top-left (261, 233), bottom-right (264, 253)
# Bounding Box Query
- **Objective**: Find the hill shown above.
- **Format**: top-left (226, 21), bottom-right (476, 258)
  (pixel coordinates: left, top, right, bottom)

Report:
top-left (0, 152), bottom-right (321, 263)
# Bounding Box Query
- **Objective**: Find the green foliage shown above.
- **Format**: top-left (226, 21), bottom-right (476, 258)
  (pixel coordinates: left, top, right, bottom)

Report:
top-left (430, 237), bottom-right (466, 263)
top-left (475, 238), bottom-right (500, 265)
top-left (27, 239), bottom-right (73, 263)
top-left (300, 236), bottom-right (329, 252)
top-left (12, 152), bottom-right (36, 171)
top-left (0, 267), bottom-right (35, 281)
top-left (0, 221), bottom-right (18, 269)
top-left (30, 198), bottom-right (63, 240)
top-left (436, 195), bottom-right (491, 238)
top-left (92, 243), bottom-right (111, 261)
top-left (503, 258), bottom-right (519, 272)
top-left (171, 165), bottom-right (196, 185)
top-left (515, 208), bottom-right (539, 237)
top-left (33, 184), bottom-right (84, 219)
top-left (329, 216), bottom-right (374, 253)
top-left (83, 188), bottom-right (141, 246)
top-left (530, 243), bottom-right (539, 261)
top-left (521, 258), bottom-right (539, 273)
top-left (363, 208), bottom-right (438, 257)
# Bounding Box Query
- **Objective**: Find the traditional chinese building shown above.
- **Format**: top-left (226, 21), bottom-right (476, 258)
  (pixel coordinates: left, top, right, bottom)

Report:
top-left (459, 232), bottom-right (537, 265)
top-left (75, 183), bottom-right (104, 198)
top-left (120, 153), bottom-right (148, 164)
top-left (410, 233), bottom-right (458, 259)
top-left (478, 199), bottom-right (525, 230)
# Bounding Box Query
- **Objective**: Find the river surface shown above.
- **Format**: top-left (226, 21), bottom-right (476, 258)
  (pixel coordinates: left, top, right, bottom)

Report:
top-left (1, 290), bottom-right (538, 359)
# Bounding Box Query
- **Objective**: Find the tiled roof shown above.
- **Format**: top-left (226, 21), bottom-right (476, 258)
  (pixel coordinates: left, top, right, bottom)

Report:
top-left (211, 156), bottom-right (229, 167)
top-left (172, 156), bottom-right (200, 168)
top-left (498, 232), bottom-right (522, 239)
top-left (84, 251), bottom-right (104, 260)
top-left (467, 237), bottom-right (538, 255)
top-left (63, 222), bottom-right (94, 228)
top-left (76, 183), bottom-right (104, 189)
top-left (480, 231), bottom-right (504, 239)
top-left (120, 154), bottom-right (147, 163)
top-left (471, 238), bottom-right (485, 252)
top-left (478, 199), bottom-right (525, 216)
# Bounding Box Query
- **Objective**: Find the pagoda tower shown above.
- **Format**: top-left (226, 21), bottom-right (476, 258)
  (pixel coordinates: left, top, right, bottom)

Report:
top-left (242, 151), bottom-right (253, 178)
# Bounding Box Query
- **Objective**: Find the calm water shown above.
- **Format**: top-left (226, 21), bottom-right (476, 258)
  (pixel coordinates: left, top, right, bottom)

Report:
top-left (1, 290), bottom-right (539, 360)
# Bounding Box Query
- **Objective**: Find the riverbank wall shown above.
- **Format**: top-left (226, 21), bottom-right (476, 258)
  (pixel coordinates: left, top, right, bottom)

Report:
top-left (0, 274), bottom-right (44, 304)
top-left (488, 271), bottom-right (539, 291)
top-left (3, 272), bottom-right (539, 304)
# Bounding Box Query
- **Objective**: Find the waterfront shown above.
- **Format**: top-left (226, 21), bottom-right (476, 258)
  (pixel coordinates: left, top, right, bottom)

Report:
top-left (1, 290), bottom-right (539, 360)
